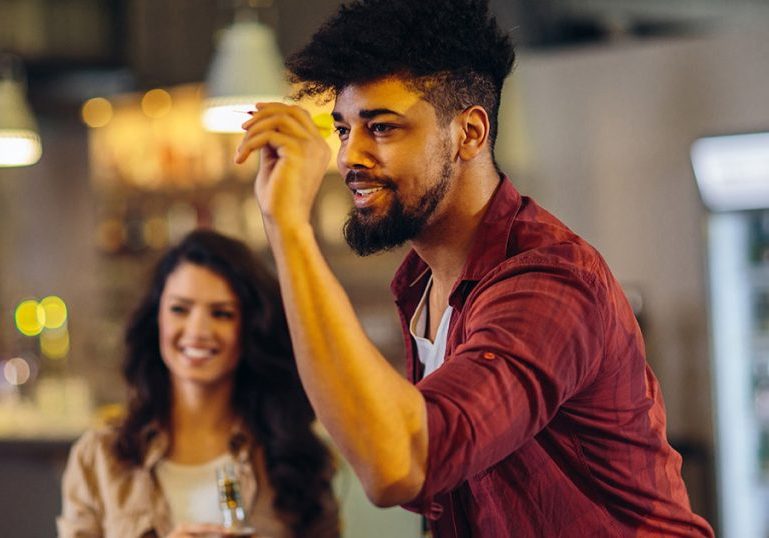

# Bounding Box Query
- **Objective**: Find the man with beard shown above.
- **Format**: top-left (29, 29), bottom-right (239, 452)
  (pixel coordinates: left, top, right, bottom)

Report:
top-left (234, 0), bottom-right (714, 536)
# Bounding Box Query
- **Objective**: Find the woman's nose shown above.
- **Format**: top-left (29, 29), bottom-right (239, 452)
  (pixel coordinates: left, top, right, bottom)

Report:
top-left (184, 308), bottom-right (213, 338)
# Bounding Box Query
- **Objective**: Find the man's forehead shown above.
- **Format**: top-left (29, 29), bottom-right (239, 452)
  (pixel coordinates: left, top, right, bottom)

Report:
top-left (332, 77), bottom-right (426, 117)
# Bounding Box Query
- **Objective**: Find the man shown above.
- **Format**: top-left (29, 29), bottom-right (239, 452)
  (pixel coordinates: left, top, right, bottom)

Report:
top-left (234, 0), bottom-right (714, 535)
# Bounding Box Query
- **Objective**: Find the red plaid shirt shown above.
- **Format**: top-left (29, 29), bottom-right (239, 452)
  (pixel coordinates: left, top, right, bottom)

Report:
top-left (392, 177), bottom-right (714, 537)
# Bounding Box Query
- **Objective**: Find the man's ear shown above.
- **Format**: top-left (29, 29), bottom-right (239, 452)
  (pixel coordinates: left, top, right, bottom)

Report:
top-left (456, 105), bottom-right (490, 161)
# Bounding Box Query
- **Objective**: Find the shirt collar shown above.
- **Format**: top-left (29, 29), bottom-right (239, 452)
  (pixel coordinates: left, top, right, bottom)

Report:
top-left (139, 422), bottom-right (167, 469)
top-left (456, 176), bottom-right (521, 283)
top-left (391, 175), bottom-right (522, 300)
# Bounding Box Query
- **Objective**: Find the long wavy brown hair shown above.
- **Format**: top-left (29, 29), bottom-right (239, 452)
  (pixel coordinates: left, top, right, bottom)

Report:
top-left (113, 229), bottom-right (334, 534)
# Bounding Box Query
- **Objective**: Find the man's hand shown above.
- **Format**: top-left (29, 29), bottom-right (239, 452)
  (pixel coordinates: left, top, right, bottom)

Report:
top-left (234, 102), bottom-right (331, 229)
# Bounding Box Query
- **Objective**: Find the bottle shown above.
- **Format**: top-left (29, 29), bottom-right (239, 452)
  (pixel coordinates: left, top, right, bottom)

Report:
top-left (216, 462), bottom-right (247, 530)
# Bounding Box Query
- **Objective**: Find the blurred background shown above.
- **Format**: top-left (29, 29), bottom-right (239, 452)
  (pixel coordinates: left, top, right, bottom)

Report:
top-left (1, 0), bottom-right (768, 536)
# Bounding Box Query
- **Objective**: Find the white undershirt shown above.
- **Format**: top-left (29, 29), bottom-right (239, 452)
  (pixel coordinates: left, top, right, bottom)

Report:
top-left (155, 452), bottom-right (234, 527)
top-left (409, 277), bottom-right (453, 379)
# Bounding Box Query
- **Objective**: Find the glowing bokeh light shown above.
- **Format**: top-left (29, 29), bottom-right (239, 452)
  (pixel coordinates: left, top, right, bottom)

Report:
top-left (143, 216), bottom-right (169, 250)
top-left (96, 218), bottom-right (126, 253)
top-left (40, 327), bottom-right (70, 359)
top-left (3, 357), bottom-right (31, 385)
top-left (14, 299), bottom-right (44, 336)
top-left (81, 97), bottom-right (113, 128)
top-left (141, 89), bottom-right (173, 118)
top-left (40, 296), bottom-right (67, 329)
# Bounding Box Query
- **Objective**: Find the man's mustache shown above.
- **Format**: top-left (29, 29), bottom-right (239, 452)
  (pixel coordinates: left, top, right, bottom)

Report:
top-left (345, 170), bottom-right (396, 189)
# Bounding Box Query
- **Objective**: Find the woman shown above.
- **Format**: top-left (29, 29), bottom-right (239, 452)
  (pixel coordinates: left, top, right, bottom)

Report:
top-left (58, 230), bottom-right (339, 538)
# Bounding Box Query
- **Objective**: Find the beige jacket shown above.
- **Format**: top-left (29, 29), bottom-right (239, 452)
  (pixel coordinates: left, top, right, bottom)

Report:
top-left (57, 424), bottom-right (339, 538)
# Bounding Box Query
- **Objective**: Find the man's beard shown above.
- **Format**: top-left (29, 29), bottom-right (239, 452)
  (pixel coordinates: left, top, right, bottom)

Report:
top-left (343, 148), bottom-right (453, 256)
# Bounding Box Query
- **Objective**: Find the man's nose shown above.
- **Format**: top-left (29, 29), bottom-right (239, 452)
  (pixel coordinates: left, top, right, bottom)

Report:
top-left (339, 131), bottom-right (375, 171)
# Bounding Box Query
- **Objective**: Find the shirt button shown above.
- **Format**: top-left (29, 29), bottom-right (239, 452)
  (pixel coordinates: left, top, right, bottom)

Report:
top-left (426, 502), bottom-right (444, 520)
top-left (482, 352), bottom-right (496, 360)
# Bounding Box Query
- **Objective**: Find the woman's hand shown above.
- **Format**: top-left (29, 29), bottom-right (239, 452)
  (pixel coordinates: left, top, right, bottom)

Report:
top-left (166, 522), bottom-right (254, 537)
top-left (235, 102), bottom-right (331, 231)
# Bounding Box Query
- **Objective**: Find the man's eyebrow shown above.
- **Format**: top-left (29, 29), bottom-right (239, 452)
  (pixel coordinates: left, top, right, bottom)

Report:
top-left (332, 108), bottom-right (405, 121)
top-left (359, 108), bottom-right (404, 119)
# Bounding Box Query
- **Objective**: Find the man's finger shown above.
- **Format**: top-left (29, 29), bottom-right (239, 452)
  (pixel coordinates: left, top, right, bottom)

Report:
top-left (234, 131), bottom-right (299, 164)
top-left (251, 102), bottom-right (318, 135)
top-left (241, 114), bottom-right (309, 141)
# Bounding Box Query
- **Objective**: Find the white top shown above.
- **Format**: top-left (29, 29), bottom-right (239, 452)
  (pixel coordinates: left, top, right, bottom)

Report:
top-left (155, 452), bottom-right (234, 527)
top-left (409, 277), bottom-right (453, 379)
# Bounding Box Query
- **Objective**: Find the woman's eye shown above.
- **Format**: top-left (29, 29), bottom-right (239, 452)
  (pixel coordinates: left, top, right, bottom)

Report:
top-left (212, 310), bottom-right (236, 320)
top-left (169, 305), bottom-right (187, 314)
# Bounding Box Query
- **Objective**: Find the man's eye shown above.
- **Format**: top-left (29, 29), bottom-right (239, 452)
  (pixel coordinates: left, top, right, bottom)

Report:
top-left (334, 126), bottom-right (349, 138)
top-left (370, 123), bottom-right (394, 134)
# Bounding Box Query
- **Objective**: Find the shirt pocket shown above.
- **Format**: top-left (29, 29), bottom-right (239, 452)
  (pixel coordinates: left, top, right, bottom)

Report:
top-left (103, 511), bottom-right (157, 538)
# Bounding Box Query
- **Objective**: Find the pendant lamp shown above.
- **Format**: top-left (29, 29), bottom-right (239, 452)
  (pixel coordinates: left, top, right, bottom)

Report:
top-left (0, 54), bottom-right (42, 167)
top-left (202, 0), bottom-right (287, 133)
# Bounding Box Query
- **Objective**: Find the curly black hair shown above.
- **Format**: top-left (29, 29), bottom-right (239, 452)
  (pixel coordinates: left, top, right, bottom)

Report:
top-left (114, 229), bottom-right (335, 535)
top-left (286, 0), bottom-right (515, 150)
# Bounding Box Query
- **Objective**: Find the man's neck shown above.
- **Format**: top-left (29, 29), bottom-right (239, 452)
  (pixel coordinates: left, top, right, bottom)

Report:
top-left (411, 160), bottom-right (501, 304)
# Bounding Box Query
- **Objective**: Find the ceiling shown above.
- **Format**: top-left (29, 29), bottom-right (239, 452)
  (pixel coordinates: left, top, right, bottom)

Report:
top-left (495, 0), bottom-right (769, 47)
top-left (1, 0), bottom-right (766, 111)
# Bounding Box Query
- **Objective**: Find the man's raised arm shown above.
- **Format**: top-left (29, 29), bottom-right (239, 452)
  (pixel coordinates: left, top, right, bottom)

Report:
top-left (235, 102), bottom-right (427, 506)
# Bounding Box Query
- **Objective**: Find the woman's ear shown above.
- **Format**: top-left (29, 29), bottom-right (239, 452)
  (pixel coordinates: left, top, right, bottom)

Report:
top-left (456, 105), bottom-right (490, 161)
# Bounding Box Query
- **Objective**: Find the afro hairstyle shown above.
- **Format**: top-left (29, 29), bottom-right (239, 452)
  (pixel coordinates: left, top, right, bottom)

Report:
top-left (285, 0), bottom-right (516, 150)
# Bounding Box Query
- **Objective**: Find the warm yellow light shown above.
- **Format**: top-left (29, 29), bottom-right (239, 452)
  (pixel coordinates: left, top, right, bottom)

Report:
top-left (3, 357), bottom-right (31, 385)
top-left (96, 403), bottom-right (126, 424)
top-left (40, 327), bottom-right (70, 360)
top-left (40, 295), bottom-right (67, 329)
top-left (143, 216), bottom-right (169, 250)
top-left (201, 103), bottom-right (253, 133)
top-left (95, 218), bottom-right (126, 254)
top-left (0, 131), bottom-right (42, 167)
top-left (141, 89), bottom-right (173, 118)
top-left (15, 299), bottom-right (44, 336)
top-left (81, 97), bottom-right (113, 128)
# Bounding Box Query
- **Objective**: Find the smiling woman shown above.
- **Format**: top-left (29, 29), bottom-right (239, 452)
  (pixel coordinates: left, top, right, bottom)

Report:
top-left (158, 263), bottom-right (242, 389)
top-left (57, 229), bottom-right (339, 538)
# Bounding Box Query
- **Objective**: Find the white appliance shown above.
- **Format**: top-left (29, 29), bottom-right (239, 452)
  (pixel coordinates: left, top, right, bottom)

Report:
top-left (693, 132), bottom-right (769, 538)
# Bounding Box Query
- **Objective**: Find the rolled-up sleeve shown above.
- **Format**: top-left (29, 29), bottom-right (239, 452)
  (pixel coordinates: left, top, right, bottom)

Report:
top-left (405, 261), bottom-right (605, 511)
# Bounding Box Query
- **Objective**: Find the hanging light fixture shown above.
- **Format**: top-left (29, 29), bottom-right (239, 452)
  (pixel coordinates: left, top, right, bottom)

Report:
top-left (0, 53), bottom-right (42, 167)
top-left (202, 0), bottom-right (287, 133)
